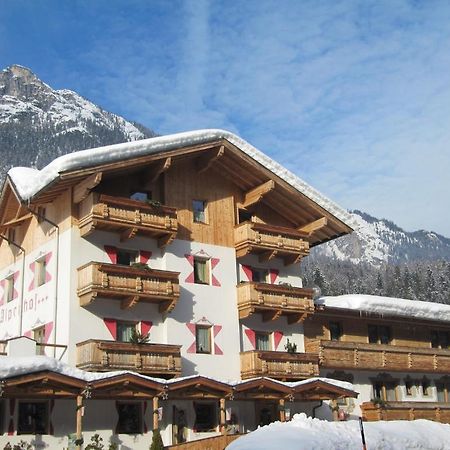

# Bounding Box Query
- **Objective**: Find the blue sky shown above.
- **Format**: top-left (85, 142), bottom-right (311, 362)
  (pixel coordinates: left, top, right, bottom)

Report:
top-left (1, 0), bottom-right (450, 236)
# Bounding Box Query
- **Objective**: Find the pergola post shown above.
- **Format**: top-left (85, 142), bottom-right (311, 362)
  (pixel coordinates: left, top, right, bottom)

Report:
top-left (153, 396), bottom-right (159, 430)
top-left (279, 399), bottom-right (286, 422)
top-left (76, 395), bottom-right (83, 450)
top-left (331, 399), bottom-right (339, 421)
top-left (220, 397), bottom-right (226, 434)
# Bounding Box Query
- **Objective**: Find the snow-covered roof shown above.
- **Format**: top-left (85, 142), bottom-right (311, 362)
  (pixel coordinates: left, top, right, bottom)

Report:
top-left (7, 129), bottom-right (354, 230)
top-left (0, 355), bottom-right (356, 394)
top-left (316, 294), bottom-right (450, 323)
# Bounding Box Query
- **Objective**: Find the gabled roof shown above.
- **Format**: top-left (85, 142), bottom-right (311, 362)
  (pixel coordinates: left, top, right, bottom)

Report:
top-left (3, 129), bottom-right (355, 245)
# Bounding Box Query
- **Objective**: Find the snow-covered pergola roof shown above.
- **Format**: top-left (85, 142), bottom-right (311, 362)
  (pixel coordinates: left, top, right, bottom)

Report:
top-left (0, 355), bottom-right (358, 400)
top-left (316, 294), bottom-right (450, 323)
top-left (4, 129), bottom-right (355, 243)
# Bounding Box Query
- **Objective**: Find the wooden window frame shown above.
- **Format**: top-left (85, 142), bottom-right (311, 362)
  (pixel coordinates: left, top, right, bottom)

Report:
top-left (329, 322), bottom-right (343, 341)
top-left (35, 257), bottom-right (47, 287)
top-left (368, 324), bottom-right (392, 345)
top-left (370, 374), bottom-right (399, 402)
top-left (116, 321), bottom-right (137, 343)
top-left (255, 331), bottom-right (272, 351)
top-left (5, 274), bottom-right (14, 303)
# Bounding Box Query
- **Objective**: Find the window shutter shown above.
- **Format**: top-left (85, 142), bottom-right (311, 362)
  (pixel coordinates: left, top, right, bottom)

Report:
top-left (104, 245), bottom-right (118, 264)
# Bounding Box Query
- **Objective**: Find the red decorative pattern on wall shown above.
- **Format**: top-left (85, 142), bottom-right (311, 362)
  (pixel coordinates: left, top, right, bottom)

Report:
top-left (184, 255), bottom-right (195, 283)
top-left (104, 318), bottom-right (117, 339)
top-left (44, 252), bottom-right (53, 283)
top-left (28, 261), bottom-right (35, 291)
top-left (24, 331), bottom-right (32, 338)
top-left (186, 323), bottom-right (197, 353)
top-left (269, 269), bottom-right (279, 284)
top-left (213, 325), bottom-right (223, 355)
top-left (104, 245), bottom-right (117, 264)
top-left (210, 258), bottom-right (221, 287)
top-left (44, 322), bottom-right (54, 344)
top-left (12, 271), bottom-right (19, 300)
top-left (140, 321), bottom-right (152, 336)
top-left (139, 251), bottom-right (152, 264)
top-left (8, 399), bottom-right (15, 435)
top-left (273, 331), bottom-right (283, 350)
top-left (241, 265), bottom-right (253, 282)
top-left (245, 329), bottom-right (256, 349)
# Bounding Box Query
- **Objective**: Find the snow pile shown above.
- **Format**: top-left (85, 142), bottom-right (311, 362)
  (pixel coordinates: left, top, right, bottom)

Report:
top-left (316, 294), bottom-right (450, 322)
top-left (7, 129), bottom-right (355, 230)
top-left (227, 413), bottom-right (450, 450)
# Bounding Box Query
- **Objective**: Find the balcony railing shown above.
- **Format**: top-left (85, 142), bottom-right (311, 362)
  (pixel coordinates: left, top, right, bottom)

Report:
top-left (320, 340), bottom-right (450, 373)
top-left (77, 262), bottom-right (180, 312)
top-left (361, 401), bottom-right (450, 423)
top-left (76, 339), bottom-right (182, 378)
top-left (78, 193), bottom-right (178, 247)
top-left (234, 221), bottom-right (309, 265)
top-left (237, 282), bottom-right (315, 323)
top-left (240, 350), bottom-right (319, 380)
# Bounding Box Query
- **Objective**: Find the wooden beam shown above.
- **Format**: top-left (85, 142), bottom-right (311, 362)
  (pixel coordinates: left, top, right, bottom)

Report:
top-left (262, 309), bottom-right (282, 322)
top-left (2, 213), bottom-right (33, 227)
top-left (220, 397), bottom-right (226, 434)
top-left (158, 233), bottom-right (175, 249)
top-left (73, 172), bottom-right (102, 204)
top-left (259, 250), bottom-right (278, 263)
top-left (279, 399), bottom-right (286, 422)
top-left (76, 395), bottom-right (83, 450)
top-left (148, 157), bottom-right (171, 183)
top-left (241, 180), bottom-right (275, 208)
top-left (283, 253), bottom-right (305, 266)
top-left (153, 396), bottom-right (159, 430)
top-left (287, 312), bottom-right (308, 325)
top-left (298, 217), bottom-right (328, 235)
top-left (197, 146), bottom-right (225, 174)
top-left (120, 227), bottom-right (138, 242)
top-left (121, 295), bottom-right (140, 310)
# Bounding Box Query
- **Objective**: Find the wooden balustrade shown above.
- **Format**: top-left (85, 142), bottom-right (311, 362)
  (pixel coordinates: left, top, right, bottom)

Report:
top-left (76, 339), bottom-right (182, 378)
top-left (320, 340), bottom-right (450, 373)
top-left (361, 401), bottom-right (450, 423)
top-left (234, 221), bottom-right (309, 265)
top-left (237, 282), bottom-right (315, 323)
top-left (240, 350), bottom-right (319, 380)
top-left (77, 261), bottom-right (180, 311)
top-left (78, 193), bottom-right (178, 247)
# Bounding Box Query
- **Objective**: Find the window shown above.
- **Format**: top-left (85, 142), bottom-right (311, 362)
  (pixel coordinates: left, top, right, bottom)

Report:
top-left (117, 322), bottom-right (136, 343)
top-left (196, 325), bottom-right (212, 354)
top-left (18, 402), bottom-right (49, 435)
top-left (116, 249), bottom-right (138, 266)
top-left (368, 325), bottom-right (391, 345)
top-left (405, 378), bottom-right (416, 396)
top-left (436, 383), bottom-right (447, 402)
top-left (5, 275), bottom-right (14, 303)
top-left (431, 331), bottom-right (450, 349)
top-left (255, 332), bottom-right (271, 351)
top-left (238, 209), bottom-right (252, 223)
top-left (329, 322), bottom-right (342, 341)
top-left (194, 257), bottom-right (210, 284)
top-left (251, 267), bottom-right (269, 283)
top-left (193, 200), bottom-right (207, 223)
top-left (194, 403), bottom-right (217, 432)
top-left (35, 258), bottom-right (47, 287)
top-left (371, 375), bottom-right (399, 402)
top-left (130, 191), bottom-right (151, 202)
top-left (421, 378), bottom-right (431, 396)
top-left (34, 326), bottom-right (46, 355)
top-left (116, 402), bottom-right (142, 434)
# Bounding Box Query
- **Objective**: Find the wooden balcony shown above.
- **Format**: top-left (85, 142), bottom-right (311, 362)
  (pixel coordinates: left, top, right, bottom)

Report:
top-left (76, 339), bottom-right (182, 378)
top-left (78, 193), bottom-right (178, 247)
top-left (240, 350), bottom-right (319, 380)
top-left (234, 222), bottom-right (309, 265)
top-left (237, 282), bottom-right (315, 323)
top-left (361, 401), bottom-right (450, 423)
top-left (320, 340), bottom-right (450, 373)
top-left (77, 262), bottom-right (180, 312)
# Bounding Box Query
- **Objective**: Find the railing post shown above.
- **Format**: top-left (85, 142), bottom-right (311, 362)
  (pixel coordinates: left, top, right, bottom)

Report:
top-left (76, 395), bottom-right (83, 450)
top-left (279, 399), bottom-right (286, 422)
top-left (220, 398), bottom-right (226, 434)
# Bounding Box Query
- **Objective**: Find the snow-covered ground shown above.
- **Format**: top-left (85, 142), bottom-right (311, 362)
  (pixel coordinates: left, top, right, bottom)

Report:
top-left (227, 414), bottom-right (450, 450)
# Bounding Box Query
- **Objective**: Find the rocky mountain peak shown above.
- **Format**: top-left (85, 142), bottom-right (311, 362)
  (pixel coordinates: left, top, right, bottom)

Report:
top-left (0, 65), bottom-right (52, 100)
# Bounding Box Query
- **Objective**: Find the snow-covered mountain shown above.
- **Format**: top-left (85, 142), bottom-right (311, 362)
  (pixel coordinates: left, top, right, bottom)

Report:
top-left (0, 64), bottom-right (155, 179)
top-left (314, 210), bottom-right (450, 266)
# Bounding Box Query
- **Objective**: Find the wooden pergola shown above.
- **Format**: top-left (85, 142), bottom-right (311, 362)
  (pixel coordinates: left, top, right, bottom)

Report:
top-left (0, 371), bottom-right (358, 445)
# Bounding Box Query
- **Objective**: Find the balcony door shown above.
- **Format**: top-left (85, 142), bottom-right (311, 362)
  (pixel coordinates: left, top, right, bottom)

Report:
top-left (256, 402), bottom-right (277, 427)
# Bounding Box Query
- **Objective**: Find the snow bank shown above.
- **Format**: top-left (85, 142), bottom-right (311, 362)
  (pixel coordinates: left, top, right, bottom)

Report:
top-left (6, 129), bottom-right (354, 229)
top-left (316, 294), bottom-right (450, 322)
top-left (227, 413), bottom-right (450, 450)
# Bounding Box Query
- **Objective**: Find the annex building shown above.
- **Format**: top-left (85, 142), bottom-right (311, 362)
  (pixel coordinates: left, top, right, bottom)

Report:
top-left (0, 129), bottom-right (448, 449)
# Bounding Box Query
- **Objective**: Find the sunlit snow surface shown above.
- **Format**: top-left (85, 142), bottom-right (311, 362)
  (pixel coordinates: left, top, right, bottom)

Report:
top-left (227, 413), bottom-right (450, 450)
